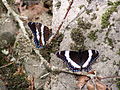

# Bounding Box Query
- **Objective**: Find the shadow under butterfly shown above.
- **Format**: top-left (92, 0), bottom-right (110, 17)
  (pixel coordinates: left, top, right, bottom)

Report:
top-left (56, 50), bottom-right (99, 72)
top-left (28, 22), bottom-right (52, 48)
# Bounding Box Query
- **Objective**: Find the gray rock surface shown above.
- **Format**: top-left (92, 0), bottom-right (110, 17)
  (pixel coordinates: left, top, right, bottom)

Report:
top-left (0, 16), bottom-right (17, 48)
top-left (48, 0), bottom-right (120, 90)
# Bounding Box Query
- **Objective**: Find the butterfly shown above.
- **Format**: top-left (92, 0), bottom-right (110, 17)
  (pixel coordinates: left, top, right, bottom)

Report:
top-left (28, 22), bottom-right (52, 48)
top-left (56, 50), bottom-right (99, 72)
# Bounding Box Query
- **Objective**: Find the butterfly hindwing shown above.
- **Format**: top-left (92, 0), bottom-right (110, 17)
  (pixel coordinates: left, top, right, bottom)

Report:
top-left (56, 50), bottom-right (99, 72)
top-left (28, 22), bottom-right (52, 48)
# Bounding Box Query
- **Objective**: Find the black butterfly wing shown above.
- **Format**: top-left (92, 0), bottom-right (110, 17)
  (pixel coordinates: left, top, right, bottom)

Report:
top-left (28, 22), bottom-right (36, 34)
top-left (28, 22), bottom-right (41, 48)
top-left (56, 51), bottom-right (67, 62)
top-left (44, 26), bottom-right (52, 43)
top-left (56, 51), bottom-right (82, 71)
top-left (78, 50), bottom-right (99, 71)
top-left (28, 22), bottom-right (52, 48)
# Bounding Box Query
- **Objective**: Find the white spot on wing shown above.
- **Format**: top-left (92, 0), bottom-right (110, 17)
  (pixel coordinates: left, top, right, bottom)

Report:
top-left (82, 50), bottom-right (92, 68)
top-left (65, 51), bottom-right (81, 68)
top-left (41, 24), bottom-right (45, 45)
top-left (36, 28), bottom-right (40, 41)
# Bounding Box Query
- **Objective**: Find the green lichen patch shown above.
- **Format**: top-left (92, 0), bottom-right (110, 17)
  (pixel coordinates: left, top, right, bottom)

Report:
top-left (107, 1), bottom-right (114, 6)
top-left (104, 27), bottom-right (114, 48)
top-left (87, 30), bottom-right (98, 41)
top-left (79, 5), bottom-right (84, 9)
top-left (40, 34), bottom-right (64, 61)
top-left (105, 28), bottom-right (111, 37)
top-left (91, 13), bottom-right (97, 21)
top-left (117, 49), bottom-right (120, 55)
top-left (107, 38), bottom-right (113, 47)
top-left (104, 37), bottom-right (114, 47)
top-left (77, 18), bottom-right (92, 30)
top-left (101, 6), bottom-right (117, 29)
top-left (101, 1), bottom-right (120, 29)
top-left (70, 28), bottom-right (86, 50)
top-left (114, 1), bottom-right (120, 6)
top-left (96, 8), bottom-right (99, 11)
top-left (55, 1), bottom-right (61, 9)
top-left (86, 0), bottom-right (92, 4)
top-left (86, 9), bottom-right (93, 15)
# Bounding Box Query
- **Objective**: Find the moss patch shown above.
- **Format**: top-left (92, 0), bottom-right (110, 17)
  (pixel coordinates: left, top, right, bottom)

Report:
top-left (87, 30), bottom-right (98, 41)
top-left (101, 1), bottom-right (120, 29)
top-left (77, 18), bottom-right (92, 30)
top-left (70, 28), bottom-right (85, 50)
top-left (40, 34), bottom-right (64, 61)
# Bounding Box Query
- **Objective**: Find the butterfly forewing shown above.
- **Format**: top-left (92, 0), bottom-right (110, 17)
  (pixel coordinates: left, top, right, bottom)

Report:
top-left (28, 22), bottom-right (52, 48)
top-left (28, 22), bottom-right (36, 34)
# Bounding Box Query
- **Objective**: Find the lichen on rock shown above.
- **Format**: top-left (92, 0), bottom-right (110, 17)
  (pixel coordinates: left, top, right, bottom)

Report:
top-left (101, 0), bottom-right (120, 29)
top-left (87, 30), bottom-right (98, 41)
top-left (70, 28), bottom-right (86, 51)
top-left (77, 18), bottom-right (92, 30)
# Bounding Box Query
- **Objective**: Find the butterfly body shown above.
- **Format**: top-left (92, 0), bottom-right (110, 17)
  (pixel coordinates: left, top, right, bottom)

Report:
top-left (56, 50), bottom-right (99, 72)
top-left (28, 22), bottom-right (52, 48)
